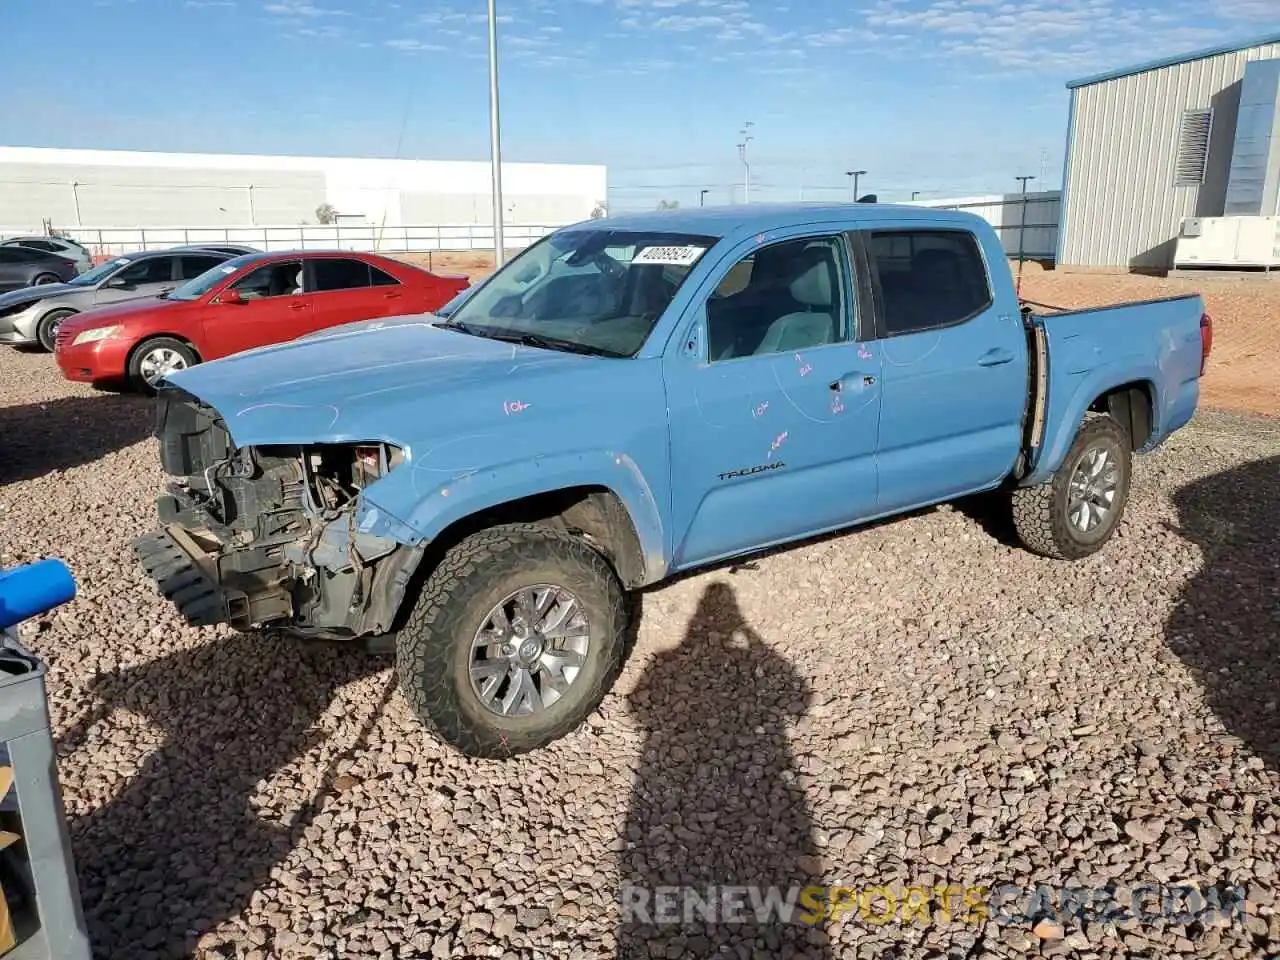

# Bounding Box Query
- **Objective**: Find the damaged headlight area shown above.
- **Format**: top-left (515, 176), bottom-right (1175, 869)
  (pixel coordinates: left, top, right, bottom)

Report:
top-left (134, 390), bottom-right (419, 639)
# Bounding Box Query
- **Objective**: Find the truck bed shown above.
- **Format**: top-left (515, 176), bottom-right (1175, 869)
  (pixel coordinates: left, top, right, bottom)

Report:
top-left (1020, 293), bottom-right (1206, 484)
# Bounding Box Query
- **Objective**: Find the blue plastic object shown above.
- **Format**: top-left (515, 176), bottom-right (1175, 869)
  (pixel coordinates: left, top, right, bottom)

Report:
top-left (0, 558), bottom-right (77, 630)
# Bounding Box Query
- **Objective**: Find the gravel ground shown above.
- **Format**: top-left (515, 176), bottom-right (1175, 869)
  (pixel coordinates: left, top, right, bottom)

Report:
top-left (1, 345), bottom-right (1278, 960)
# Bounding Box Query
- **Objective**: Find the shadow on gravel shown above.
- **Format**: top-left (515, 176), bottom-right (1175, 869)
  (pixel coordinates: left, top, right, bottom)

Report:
top-left (1168, 455), bottom-right (1280, 773)
top-left (617, 582), bottom-right (829, 959)
top-left (951, 489), bottom-right (1021, 549)
top-left (0, 394), bottom-right (153, 486)
top-left (59, 633), bottom-right (391, 959)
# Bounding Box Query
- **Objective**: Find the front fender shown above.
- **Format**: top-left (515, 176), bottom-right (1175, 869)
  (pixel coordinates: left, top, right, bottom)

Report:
top-left (1024, 360), bottom-right (1161, 485)
top-left (355, 447), bottom-right (669, 584)
top-left (15, 299), bottom-right (73, 339)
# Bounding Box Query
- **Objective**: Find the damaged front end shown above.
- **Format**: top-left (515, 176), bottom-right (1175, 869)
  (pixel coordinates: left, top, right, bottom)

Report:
top-left (133, 388), bottom-right (421, 639)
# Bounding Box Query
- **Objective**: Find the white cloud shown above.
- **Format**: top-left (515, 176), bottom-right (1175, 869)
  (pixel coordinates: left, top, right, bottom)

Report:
top-left (1212, 0), bottom-right (1276, 18)
top-left (806, 0), bottom-right (1250, 77)
top-left (386, 37), bottom-right (449, 51)
top-left (264, 0), bottom-right (347, 16)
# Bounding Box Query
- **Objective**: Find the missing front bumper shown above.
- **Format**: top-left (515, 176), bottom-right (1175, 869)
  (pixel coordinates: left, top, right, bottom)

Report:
top-left (133, 526), bottom-right (293, 630)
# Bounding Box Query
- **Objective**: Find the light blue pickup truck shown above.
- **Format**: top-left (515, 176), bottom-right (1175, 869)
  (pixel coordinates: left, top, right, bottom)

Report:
top-left (134, 203), bottom-right (1211, 757)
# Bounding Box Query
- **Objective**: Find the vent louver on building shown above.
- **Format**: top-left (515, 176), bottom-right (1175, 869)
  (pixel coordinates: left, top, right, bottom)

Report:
top-left (1174, 108), bottom-right (1213, 186)
top-left (1223, 58), bottom-right (1280, 217)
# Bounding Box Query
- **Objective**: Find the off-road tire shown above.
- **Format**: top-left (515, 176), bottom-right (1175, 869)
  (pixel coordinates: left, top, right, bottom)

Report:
top-left (395, 523), bottom-right (628, 758)
top-left (1012, 415), bottom-right (1131, 560)
top-left (36, 309), bottom-right (75, 352)
top-left (127, 336), bottom-right (198, 393)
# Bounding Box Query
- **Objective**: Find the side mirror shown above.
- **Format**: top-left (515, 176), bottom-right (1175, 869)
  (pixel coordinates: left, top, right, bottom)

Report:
top-left (105, 276), bottom-right (132, 289)
top-left (220, 288), bottom-right (244, 305)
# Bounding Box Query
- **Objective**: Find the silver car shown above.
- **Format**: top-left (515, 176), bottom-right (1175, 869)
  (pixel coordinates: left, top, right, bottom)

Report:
top-left (0, 248), bottom-right (233, 351)
top-left (0, 236), bottom-right (94, 274)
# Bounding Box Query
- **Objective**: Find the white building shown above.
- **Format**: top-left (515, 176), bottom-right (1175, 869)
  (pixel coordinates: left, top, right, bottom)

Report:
top-left (0, 146), bottom-right (607, 232)
top-left (1059, 31), bottom-right (1280, 271)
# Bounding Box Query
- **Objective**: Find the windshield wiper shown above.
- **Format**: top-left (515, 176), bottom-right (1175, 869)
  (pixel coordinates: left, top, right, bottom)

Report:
top-left (433, 320), bottom-right (621, 357)
top-left (486, 331), bottom-right (622, 358)
top-left (432, 318), bottom-right (487, 338)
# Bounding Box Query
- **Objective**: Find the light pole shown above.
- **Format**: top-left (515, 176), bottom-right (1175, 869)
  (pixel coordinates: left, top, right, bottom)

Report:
top-left (737, 121), bottom-right (754, 204)
top-left (846, 169), bottom-right (866, 202)
top-left (487, 0), bottom-right (506, 267)
top-left (699, 189), bottom-right (709, 207)
top-left (1015, 174), bottom-right (1035, 297)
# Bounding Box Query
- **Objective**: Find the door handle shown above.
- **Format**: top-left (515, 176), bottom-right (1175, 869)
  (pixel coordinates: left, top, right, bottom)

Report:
top-left (289, 302), bottom-right (307, 311)
top-left (830, 373), bottom-right (877, 391)
top-left (978, 348), bottom-right (1014, 367)
top-left (384, 291), bottom-right (403, 299)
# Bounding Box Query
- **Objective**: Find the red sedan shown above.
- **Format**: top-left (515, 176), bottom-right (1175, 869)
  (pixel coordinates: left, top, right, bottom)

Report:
top-left (55, 250), bottom-right (468, 389)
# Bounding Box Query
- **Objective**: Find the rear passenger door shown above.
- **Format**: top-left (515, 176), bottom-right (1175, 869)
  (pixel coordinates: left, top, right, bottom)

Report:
top-left (859, 225), bottom-right (1028, 513)
top-left (307, 257), bottom-right (394, 333)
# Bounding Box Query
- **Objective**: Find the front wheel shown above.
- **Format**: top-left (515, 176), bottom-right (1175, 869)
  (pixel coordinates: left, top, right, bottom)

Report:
top-left (127, 337), bottom-right (198, 392)
top-left (395, 523), bottom-right (629, 758)
top-left (1011, 416), bottom-right (1132, 560)
top-left (36, 309), bottom-right (75, 352)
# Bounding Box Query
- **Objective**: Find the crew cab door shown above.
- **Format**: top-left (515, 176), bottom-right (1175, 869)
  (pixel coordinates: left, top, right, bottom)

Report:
top-left (857, 224), bottom-right (1027, 513)
top-left (663, 230), bottom-right (882, 569)
top-left (204, 259), bottom-right (311, 359)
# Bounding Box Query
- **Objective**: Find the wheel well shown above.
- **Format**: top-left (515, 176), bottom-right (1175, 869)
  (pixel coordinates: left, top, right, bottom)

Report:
top-left (1090, 381), bottom-right (1153, 450)
top-left (422, 486), bottom-right (646, 585)
top-left (39, 307), bottom-right (77, 324)
top-left (126, 334), bottom-right (202, 370)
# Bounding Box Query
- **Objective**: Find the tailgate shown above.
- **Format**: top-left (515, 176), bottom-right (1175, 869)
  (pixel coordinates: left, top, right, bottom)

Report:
top-left (1026, 294), bottom-right (1205, 479)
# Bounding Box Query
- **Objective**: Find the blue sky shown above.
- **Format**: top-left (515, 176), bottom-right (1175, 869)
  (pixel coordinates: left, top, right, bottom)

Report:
top-left (0, 0), bottom-right (1273, 210)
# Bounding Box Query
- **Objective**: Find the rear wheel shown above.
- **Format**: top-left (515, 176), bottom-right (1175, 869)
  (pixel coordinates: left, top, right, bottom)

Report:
top-left (395, 523), bottom-right (628, 758)
top-left (36, 309), bottom-right (75, 352)
top-left (31, 273), bottom-right (59, 286)
top-left (1012, 416), bottom-right (1131, 560)
top-left (128, 337), bottom-right (198, 391)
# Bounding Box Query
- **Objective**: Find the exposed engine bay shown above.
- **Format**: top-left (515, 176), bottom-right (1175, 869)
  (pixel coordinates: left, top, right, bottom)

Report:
top-left (133, 389), bottom-right (420, 638)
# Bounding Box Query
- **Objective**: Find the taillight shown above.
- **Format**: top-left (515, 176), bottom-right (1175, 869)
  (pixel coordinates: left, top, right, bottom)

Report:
top-left (1199, 312), bottom-right (1213, 376)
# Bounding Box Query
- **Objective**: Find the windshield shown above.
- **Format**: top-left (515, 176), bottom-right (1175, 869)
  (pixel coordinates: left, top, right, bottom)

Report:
top-left (69, 258), bottom-right (130, 286)
top-left (168, 260), bottom-right (246, 301)
top-left (445, 228), bottom-right (719, 356)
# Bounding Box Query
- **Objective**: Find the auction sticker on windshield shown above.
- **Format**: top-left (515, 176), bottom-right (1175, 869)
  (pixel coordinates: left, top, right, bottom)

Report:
top-left (633, 245), bottom-right (707, 266)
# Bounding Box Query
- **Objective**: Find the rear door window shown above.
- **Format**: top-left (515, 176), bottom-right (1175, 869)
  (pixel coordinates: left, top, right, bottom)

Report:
top-left (865, 229), bottom-right (993, 336)
top-left (312, 258), bottom-right (372, 292)
top-left (370, 264), bottom-right (400, 287)
top-left (179, 255), bottom-right (227, 279)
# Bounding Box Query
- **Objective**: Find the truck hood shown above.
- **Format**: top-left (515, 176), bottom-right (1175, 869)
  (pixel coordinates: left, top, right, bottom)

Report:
top-left (165, 320), bottom-right (601, 448)
top-left (0, 283), bottom-right (78, 311)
